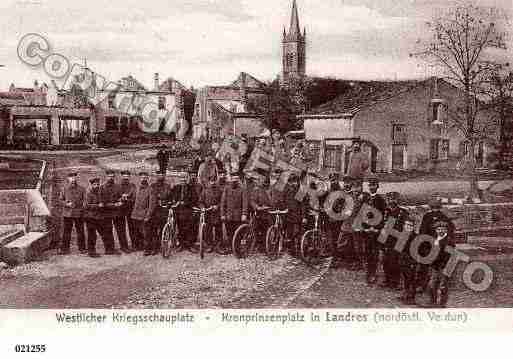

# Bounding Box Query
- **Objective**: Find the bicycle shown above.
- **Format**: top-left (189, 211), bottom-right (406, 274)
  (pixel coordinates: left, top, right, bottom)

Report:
top-left (232, 207), bottom-right (269, 259)
top-left (265, 209), bottom-right (289, 260)
top-left (160, 201), bottom-right (181, 258)
top-left (300, 209), bottom-right (333, 265)
top-left (192, 206), bottom-right (217, 260)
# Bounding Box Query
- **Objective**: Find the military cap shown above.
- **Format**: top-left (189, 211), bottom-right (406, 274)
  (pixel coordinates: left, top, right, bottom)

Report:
top-left (67, 172), bottom-right (78, 177)
top-left (404, 216), bottom-right (416, 225)
top-left (89, 177), bottom-right (100, 184)
top-left (428, 197), bottom-right (442, 209)
top-left (120, 170), bottom-right (131, 176)
top-left (328, 172), bottom-right (339, 181)
top-left (105, 170), bottom-right (116, 175)
top-left (386, 191), bottom-right (401, 202)
top-left (288, 173), bottom-right (300, 182)
top-left (138, 171), bottom-right (149, 176)
top-left (433, 220), bottom-right (449, 229)
top-left (352, 178), bottom-right (364, 187)
top-left (367, 175), bottom-right (379, 185)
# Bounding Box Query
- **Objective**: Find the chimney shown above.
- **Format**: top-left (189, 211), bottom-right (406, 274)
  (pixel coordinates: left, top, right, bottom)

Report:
top-left (154, 73), bottom-right (159, 91)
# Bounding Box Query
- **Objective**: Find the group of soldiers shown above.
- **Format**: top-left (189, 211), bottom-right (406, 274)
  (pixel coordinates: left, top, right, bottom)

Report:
top-left (59, 143), bottom-right (455, 308)
top-left (326, 174), bottom-right (456, 308)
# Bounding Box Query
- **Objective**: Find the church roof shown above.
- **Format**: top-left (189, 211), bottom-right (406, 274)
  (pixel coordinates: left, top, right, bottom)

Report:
top-left (284, 0), bottom-right (304, 42)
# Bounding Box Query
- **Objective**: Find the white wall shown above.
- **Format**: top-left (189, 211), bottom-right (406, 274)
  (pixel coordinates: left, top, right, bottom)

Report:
top-left (304, 117), bottom-right (353, 141)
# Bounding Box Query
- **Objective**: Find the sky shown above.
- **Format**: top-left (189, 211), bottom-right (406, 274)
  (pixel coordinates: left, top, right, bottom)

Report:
top-left (0, 0), bottom-right (511, 90)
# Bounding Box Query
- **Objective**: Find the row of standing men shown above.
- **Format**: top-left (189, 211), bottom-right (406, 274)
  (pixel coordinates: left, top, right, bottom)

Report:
top-left (59, 166), bottom-right (454, 307)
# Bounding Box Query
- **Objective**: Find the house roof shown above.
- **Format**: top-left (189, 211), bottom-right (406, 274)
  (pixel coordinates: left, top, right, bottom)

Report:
top-left (118, 75), bottom-right (147, 91)
top-left (158, 77), bottom-right (188, 93)
top-left (210, 100), bottom-right (265, 118)
top-left (230, 72), bottom-right (266, 89)
top-left (307, 78), bottom-right (445, 115)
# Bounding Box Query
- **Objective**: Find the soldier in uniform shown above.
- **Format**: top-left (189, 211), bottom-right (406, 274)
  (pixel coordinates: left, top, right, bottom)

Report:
top-left (249, 175), bottom-right (273, 251)
top-left (349, 180), bottom-right (370, 271)
top-left (170, 172), bottom-right (199, 251)
top-left (59, 172), bottom-right (86, 255)
top-left (145, 170), bottom-right (173, 256)
top-left (130, 172), bottom-right (152, 251)
top-left (362, 176), bottom-right (386, 284)
top-left (156, 144), bottom-right (169, 174)
top-left (119, 170), bottom-right (137, 251)
top-left (198, 174), bottom-right (223, 247)
top-left (336, 175), bottom-right (354, 266)
top-left (381, 191), bottom-right (409, 289)
top-left (399, 216), bottom-right (419, 305)
top-left (323, 173), bottom-right (344, 260)
top-left (220, 174), bottom-right (248, 250)
top-left (417, 198), bottom-right (454, 293)
top-left (100, 171), bottom-right (126, 254)
top-left (83, 177), bottom-right (104, 258)
top-left (428, 220), bottom-right (455, 308)
top-left (283, 173), bottom-right (307, 256)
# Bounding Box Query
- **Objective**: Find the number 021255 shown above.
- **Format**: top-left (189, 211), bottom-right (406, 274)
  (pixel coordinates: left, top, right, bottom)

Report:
top-left (14, 344), bottom-right (46, 353)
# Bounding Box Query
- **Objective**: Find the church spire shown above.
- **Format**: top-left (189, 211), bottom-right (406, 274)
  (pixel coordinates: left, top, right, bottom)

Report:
top-left (289, 0), bottom-right (301, 38)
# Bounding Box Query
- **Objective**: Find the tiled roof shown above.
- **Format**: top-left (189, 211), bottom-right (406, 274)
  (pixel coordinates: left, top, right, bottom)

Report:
top-left (158, 77), bottom-right (187, 93)
top-left (230, 72), bottom-right (266, 89)
top-left (308, 79), bottom-right (433, 115)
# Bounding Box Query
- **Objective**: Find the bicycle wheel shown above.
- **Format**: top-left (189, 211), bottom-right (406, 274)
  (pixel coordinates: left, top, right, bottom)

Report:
top-left (232, 223), bottom-right (254, 259)
top-left (265, 225), bottom-right (282, 260)
top-left (300, 229), bottom-right (322, 265)
top-left (161, 222), bottom-right (176, 258)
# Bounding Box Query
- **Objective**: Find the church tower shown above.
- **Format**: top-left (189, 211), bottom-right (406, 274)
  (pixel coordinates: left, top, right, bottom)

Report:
top-left (281, 0), bottom-right (306, 87)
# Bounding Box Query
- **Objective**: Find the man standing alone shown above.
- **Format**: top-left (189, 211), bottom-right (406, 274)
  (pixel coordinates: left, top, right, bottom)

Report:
top-left (347, 140), bottom-right (369, 181)
top-left (59, 172), bottom-right (86, 255)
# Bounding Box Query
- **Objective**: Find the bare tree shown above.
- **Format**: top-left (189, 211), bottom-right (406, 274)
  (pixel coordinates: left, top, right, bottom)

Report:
top-left (480, 63), bottom-right (513, 169)
top-left (413, 5), bottom-right (508, 199)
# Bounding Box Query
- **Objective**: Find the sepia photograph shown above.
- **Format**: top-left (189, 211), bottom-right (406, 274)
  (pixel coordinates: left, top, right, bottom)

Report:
top-left (0, 0), bottom-right (512, 314)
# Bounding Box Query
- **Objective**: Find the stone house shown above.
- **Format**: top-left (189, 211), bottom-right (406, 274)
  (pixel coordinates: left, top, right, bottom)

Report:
top-left (192, 72), bottom-right (269, 141)
top-left (298, 78), bottom-right (498, 174)
top-left (93, 73), bottom-right (193, 139)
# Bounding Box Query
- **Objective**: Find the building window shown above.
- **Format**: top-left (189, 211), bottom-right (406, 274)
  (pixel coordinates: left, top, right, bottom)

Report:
top-left (430, 138), bottom-right (450, 160)
top-left (392, 124), bottom-right (407, 144)
top-left (158, 96), bottom-right (166, 110)
top-left (431, 100), bottom-right (445, 125)
top-left (286, 53), bottom-right (294, 67)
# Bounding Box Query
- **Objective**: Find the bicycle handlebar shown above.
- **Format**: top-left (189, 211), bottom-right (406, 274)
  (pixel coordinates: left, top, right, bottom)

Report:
top-left (268, 209), bottom-right (289, 215)
top-left (193, 206), bottom-right (216, 213)
top-left (160, 201), bottom-right (182, 209)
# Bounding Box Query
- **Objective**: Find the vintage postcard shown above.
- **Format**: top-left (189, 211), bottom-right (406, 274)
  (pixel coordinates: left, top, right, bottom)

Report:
top-left (0, 0), bottom-right (512, 355)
